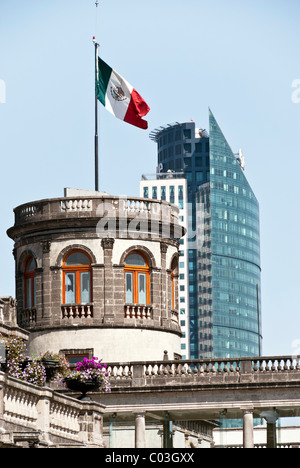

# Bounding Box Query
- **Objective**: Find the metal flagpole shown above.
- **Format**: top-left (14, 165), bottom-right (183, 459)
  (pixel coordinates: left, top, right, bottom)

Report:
top-left (94, 0), bottom-right (99, 191)
top-left (94, 39), bottom-right (99, 191)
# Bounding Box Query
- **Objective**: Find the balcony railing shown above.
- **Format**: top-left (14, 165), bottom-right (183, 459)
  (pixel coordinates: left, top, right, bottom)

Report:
top-left (61, 304), bottom-right (94, 320)
top-left (105, 355), bottom-right (300, 387)
top-left (171, 309), bottom-right (179, 324)
top-left (124, 304), bottom-right (153, 319)
top-left (19, 308), bottom-right (37, 328)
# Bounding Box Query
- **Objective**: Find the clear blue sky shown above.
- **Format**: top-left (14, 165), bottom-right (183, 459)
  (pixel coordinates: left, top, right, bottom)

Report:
top-left (0, 0), bottom-right (300, 356)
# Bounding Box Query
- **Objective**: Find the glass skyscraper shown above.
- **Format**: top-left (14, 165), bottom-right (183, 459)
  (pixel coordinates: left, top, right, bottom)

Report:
top-left (149, 109), bottom-right (262, 359)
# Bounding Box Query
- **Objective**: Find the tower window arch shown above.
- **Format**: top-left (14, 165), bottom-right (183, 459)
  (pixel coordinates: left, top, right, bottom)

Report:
top-left (24, 256), bottom-right (37, 309)
top-left (124, 251), bottom-right (150, 305)
top-left (63, 250), bottom-right (92, 304)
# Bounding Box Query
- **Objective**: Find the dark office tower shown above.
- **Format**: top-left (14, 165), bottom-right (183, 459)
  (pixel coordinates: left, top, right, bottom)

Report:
top-left (150, 110), bottom-right (262, 359)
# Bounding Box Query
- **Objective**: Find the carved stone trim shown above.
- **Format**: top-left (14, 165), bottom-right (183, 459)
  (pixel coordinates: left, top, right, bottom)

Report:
top-left (101, 238), bottom-right (115, 250)
top-left (160, 243), bottom-right (168, 254)
top-left (41, 240), bottom-right (51, 253)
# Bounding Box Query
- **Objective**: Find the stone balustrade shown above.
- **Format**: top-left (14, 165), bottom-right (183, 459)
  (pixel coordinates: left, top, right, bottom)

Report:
top-left (0, 371), bottom-right (105, 448)
top-left (61, 199), bottom-right (93, 212)
top-left (9, 196), bottom-right (183, 248)
top-left (61, 304), bottom-right (94, 320)
top-left (2, 356), bottom-right (300, 448)
top-left (98, 354), bottom-right (300, 449)
top-left (124, 304), bottom-right (153, 320)
top-left (19, 308), bottom-right (37, 328)
top-left (105, 355), bottom-right (300, 387)
top-left (12, 196), bottom-right (180, 228)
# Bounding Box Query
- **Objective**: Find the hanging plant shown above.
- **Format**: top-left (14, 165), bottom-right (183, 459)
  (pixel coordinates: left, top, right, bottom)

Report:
top-left (1, 336), bottom-right (67, 386)
top-left (38, 351), bottom-right (69, 383)
top-left (22, 360), bottom-right (46, 386)
top-left (65, 357), bottom-right (111, 399)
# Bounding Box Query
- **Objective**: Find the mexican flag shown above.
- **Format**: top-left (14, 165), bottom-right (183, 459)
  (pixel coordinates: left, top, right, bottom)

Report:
top-left (96, 57), bottom-right (150, 130)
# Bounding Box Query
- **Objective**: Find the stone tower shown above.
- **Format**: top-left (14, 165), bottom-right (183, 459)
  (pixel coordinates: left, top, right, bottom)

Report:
top-left (7, 190), bottom-right (184, 363)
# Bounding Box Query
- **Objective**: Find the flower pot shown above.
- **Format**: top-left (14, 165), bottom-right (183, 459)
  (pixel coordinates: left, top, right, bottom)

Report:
top-left (39, 359), bottom-right (58, 382)
top-left (65, 378), bottom-right (101, 400)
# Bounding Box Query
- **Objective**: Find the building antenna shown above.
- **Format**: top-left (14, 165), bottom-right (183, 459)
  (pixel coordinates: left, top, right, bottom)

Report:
top-left (94, 0), bottom-right (100, 191)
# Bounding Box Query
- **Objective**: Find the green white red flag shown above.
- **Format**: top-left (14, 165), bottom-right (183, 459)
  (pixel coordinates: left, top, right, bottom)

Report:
top-left (96, 57), bottom-right (150, 130)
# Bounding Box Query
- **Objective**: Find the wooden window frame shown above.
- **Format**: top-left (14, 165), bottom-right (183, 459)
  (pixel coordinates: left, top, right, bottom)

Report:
top-left (171, 269), bottom-right (175, 310)
top-left (24, 256), bottom-right (37, 309)
top-left (124, 251), bottom-right (150, 305)
top-left (62, 250), bottom-right (92, 305)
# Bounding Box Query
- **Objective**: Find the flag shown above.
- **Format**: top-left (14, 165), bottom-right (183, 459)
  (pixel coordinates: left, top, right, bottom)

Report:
top-left (96, 57), bottom-right (150, 130)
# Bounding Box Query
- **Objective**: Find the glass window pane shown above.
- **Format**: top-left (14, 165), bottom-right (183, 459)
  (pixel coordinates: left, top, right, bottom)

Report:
top-left (26, 257), bottom-right (37, 272)
top-left (65, 252), bottom-right (90, 266)
top-left (170, 186), bottom-right (175, 204)
top-left (125, 272), bottom-right (133, 303)
top-left (178, 185), bottom-right (184, 209)
top-left (138, 273), bottom-right (147, 305)
top-left (125, 254), bottom-right (146, 266)
top-left (65, 272), bottom-right (76, 303)
top-left (67, 355), bottom-right (89, 365)
top-left (80, 272), bottom-right (90, 303)
top-left (26, 278), bottom-right (32, 308)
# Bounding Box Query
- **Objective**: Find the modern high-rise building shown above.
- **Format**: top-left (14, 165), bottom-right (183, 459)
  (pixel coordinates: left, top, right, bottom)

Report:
top-left (140, 175), bottom-right (190, 357)
top-left (145, 109), bottom-right (262, 359)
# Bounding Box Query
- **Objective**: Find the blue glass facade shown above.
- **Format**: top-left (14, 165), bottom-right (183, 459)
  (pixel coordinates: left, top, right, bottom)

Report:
top-left (150, 110), bottom-right (262, 359)
top-left (209, 110), bottom-right (261, 358)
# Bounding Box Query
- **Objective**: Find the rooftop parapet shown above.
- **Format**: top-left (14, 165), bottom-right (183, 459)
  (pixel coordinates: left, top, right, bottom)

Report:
top-left (7, 195), bottom-right (183, 241)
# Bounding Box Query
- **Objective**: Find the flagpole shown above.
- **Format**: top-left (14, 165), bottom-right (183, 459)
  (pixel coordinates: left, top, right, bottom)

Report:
top-left (94, 0), bottom-right (100, 192)
top-left (94, 38), bottom-right (99, 192)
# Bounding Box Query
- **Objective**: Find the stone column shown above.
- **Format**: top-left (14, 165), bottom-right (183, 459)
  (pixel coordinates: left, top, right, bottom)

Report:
top-left (163, 413), bottom-right (173, 448)
top-left (41, 240), bottom-right (52, 324)
top-left (266, 421), bottom-right (277, 449)
top-left (160, 243), bottom-right (168, 325)
top-left (134, 412), bottom-right (146, 448)
top-left (0, 379), bottom-right (4, 417)
top-left (101, 239), bottom-right (115, 323)
top-left (78, 404), bottom-right (104, 448)
top-left (36, 390), bottom-right (52, 446)
top-left (263, 411), bottom-right (278, 449)
top-left (91, 263), bottom-right (104, 323)
top-left (243, 409), bottom-right (254, 449)
top-left (0, 378), bottom-right (5, 438)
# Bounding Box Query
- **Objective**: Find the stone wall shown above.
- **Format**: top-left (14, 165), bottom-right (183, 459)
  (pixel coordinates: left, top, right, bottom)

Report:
top-left (0, 371), bottom-right (105, 448)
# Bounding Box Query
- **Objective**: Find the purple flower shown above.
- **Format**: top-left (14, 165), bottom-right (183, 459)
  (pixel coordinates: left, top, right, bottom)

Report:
top-left (66, 356), bottom-right (111, 393)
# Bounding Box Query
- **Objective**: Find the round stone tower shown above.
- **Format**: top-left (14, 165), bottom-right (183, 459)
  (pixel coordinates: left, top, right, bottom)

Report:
top-left (7, 190), bottom-right (184, 363)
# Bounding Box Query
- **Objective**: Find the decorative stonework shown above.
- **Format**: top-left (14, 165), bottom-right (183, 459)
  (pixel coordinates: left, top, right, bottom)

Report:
top-left (160, 243), bottom-right (168, 254)
top-left (101, 238), bottom-right (115, 250)
top-left (41, 240), bottom-right (51, 253)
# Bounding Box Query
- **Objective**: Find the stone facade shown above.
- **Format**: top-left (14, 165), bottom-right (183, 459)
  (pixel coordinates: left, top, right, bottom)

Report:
top-left (0, 371), bottom-right (105, 448)
top-left (0, 297), bottom-right (29, 342)
top-left (7, 192), bottom-right (185, 362)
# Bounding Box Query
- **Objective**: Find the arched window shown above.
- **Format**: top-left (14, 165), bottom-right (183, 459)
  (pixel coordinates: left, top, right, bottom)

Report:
top-left (62, 250), bottom-right (92, 304)
top-left (24, 256), bottom-right (37, 309)
top-left (124, 252), bottom-right (150, 305)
